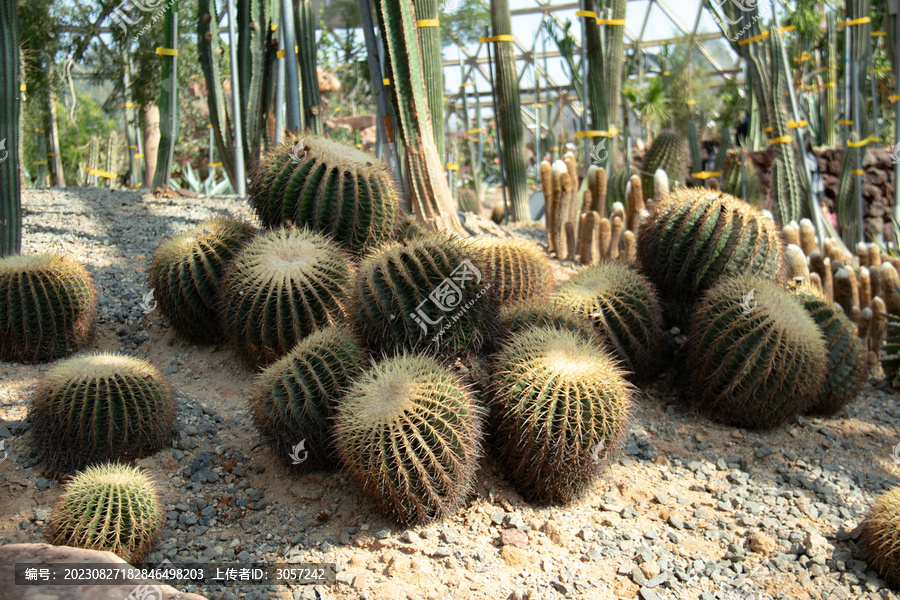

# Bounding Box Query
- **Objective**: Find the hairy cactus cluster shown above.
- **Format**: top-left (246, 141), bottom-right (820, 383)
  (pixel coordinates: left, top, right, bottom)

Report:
top-left (346, 237), bottom-right (497, 356)
top-left (859, 487), bottom-right (900, 588)
top-left (48, 463), bottom-right (162, 563)
top-left (687, 276), bottom-right (826, 429)
top-left (149, 215), bottom-right (255, 342)
top-left (640, 130), bottom-right (687, 201)
top-left (491, 327), bottom-right (632, 503)
top-left (464, 237), bottom-right (552, 306)
top-left (250, 326), bottom-right (365, 470)
top-left (221, 228), bottom-right (351, 367)
top-left (335, 355), bottom-right (482, 524)
top-left (29, 353), bottom-right (176, 474)
top-left (553, 262), bottom-right (662, 375)
top-left (0, 253), bottom-right (97, 363)
top-left (248, 134), bottom-right (400, 254)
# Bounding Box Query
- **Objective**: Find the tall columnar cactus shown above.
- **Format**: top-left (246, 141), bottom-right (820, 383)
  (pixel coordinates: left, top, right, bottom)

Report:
top-left (607, 166), bottom-right (637, 208)
top-left (491, 327), bottom-right (632, 503)
top-left (489, 0), bottom-right (529, 221)
top-left (198, 0), bottom-right (235, 186)
top-left (859, 487), bottom-right (900, 588)
top-left (413, 0), bottom-right (444, 160)
top-left (837, 136), bottom-right (864, 247)
top-left (335, 355), bottom-right (482, 524)
top-left (238, 0), bottom-right (270, 161)
top-left (0, 254), bottom-right (97, 363)
top-left (636, 188), bottom-right (784, 321)
top-left (687, 275), bottom-right (827, 429)
top-left (152, 0), bottom-right (179, 189)
top-left (149, 216), bottom-right (256, 342)
top-left (346, 237), bottom-right (497, 356)
top-left (582, 3), bottom-right (608, 169)
top-left (791, 285), bottom-right (867, 416)
top-left (30, 353), bottom-right (176, 474)
top-left (464, 237), bottom-right (553, 305)
top-left (722, 151), bottom-right (762, 204)
top-left (824, 11), bottom-right (838, 147)
top-left (251, 326), bottom-right (365, 470)
top-left (0, 0), bottom-right (21, 256)
top-left (687, 119), bottom-right (702, 184)
top-left (640, 131), bottom-right (686, 201)
top-left (552, 262), bottom-right (662, 376)
top-left (221, 228), bottom-right (351, 367)
top-left (602, 0), bottom-right (627, 163)
top-left (296, 0), bottom-right (322, 134)
top-left (47, 463), bottom-right (163, 563)
top-left (248, 135), bottom-right (401, 254)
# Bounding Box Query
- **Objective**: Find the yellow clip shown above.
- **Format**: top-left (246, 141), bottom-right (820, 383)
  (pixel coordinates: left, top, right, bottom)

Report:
top-left (478, 35), bottom-right (515, 43)
top-left (739, 31), bottom-right (769, 46)
top-left (207, 124), bottom-right (213, 129)
top-left (129, 183), bottom-right (142, 188)
top-left (271, 24), bottom-right (277, 31)
top-left (839, 17), bottom-right (871, 28)
top-left (768, 136), bottom-right (792, 145)
top-left (121, 103), bottom-right (135, 108)
top-left (533, 103), bottom-right (542, 107)
top-left (383, 79), bottom-right (390, 86)
top-left (34, 129), bottom-right (44, 133)
top-left (295, 45), bottom-right (299, 53)
top-left (821, 82), bottom-right (837, 88)
top-left (890, 94), bottom-right (900, 102)
top-left (576, 10), bottom-right (596, 18)
top-left (466, 128), bottom-right (485, 135)
top-left (46, 153), bottom-right (58, 157)
top-left (276, 49), bottom-right (285, 58)
top-left (459, 82), bottom-right (474, 88)
top-left (691, 171), bottom-right (722, 179)
top-left (597, 18), bottom-right (625, 25)
top-left (662, 71), bottom-right (670, 76)
top-left (869, 68), bottom-right (891, 74)
top-left (209, 162), bottom-right (223, 168)
top-left (779, 25), bottom-right (796, 33)
top-left (837, 119), bottom-right (853, 126)
top-left (763, 126), bottom-right (774, 133)
top-left (134, 154), bottom-right (144, 159)
top-left (87, 168), bottom-right (117, 179)
top-left (847, 138), bottom-right (870, 148)
top-left (155, 48), bottom-right (179, 56)
top-left (794, 54), bottom-right (811, 63)
top-left (851, 169), bottom-right (865, 175)
top-left (575, 131), bottom-right (603, 139)
top-left (788, 120), bottom-right (808, 129)
top-left (33, 161), bottom-right (47, 165)
top-left (416, 19), bottom-right (439, 27)
top-left (19, 84), bottom-right (26, 92)
top-left (446, 163), bottom-right (460, 171)
top-left (872, 30), bottom-right (887, 36)
top-left (686, 100), bottom-right (696, 105)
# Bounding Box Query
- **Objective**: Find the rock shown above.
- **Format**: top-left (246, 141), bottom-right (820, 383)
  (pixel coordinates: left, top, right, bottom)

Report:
top-left (500, 546), bottom-right (530, 569)
top-left (0, 543), bottom-right (208, 599)
top-left (639, 561), bottom-right (661, 579)
top-left (749, 533), bottom-right (777, 555)
top-left (613, 578), bottom-right (640, 599)
top-left (803, 532), bottom-right (832, 559)
top-left (499, 529), bottom-right (529, 548)
top-left (541, 520), bottom-right (567, 546)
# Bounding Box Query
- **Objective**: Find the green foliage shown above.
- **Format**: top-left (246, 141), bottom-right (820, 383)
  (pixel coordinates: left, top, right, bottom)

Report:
top-left (0, 254), bottom-right (96, 362)
top-left (251, 326), bottom-right (365, 471)
top-left (687, 275), bottom-right (827, 429)
top-left (491, 327), bottom-right (632, 503)
top-left (860, 487), bottom-right (900, 588)
top-left (622, 77), bottom-right (671, 139)
top-left (221, 228), bottom-right (351, 368)
top-left (552, 262), bottom-right (662, 376)
top-left (48, 463), bottom-right (163, 563)
top-left (440, 0), bottom-right (490, 48)
top-left (149, 215), bottom-right (255, 343)
top-left (464, 237), bottom-right (552, 306)
top-left (335, 355), bottom-right (481, 524)
top-left (30, 353), bottom-right (176, 474)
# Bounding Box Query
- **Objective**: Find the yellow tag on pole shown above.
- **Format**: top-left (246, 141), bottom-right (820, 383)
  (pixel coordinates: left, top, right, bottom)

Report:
top-left (691, 171), bottom-right (722, 179)
top-left (209, 162), bottom-right (223, 168)
top-left (575, 10), bottom-right (596, 18)
top-left (446, 163), bottom-right (460, 171)
top-left (87, 168), bottom-right (117, 179)
top-left (416, 19), bottom-right (439, 27)
top-left (787, 120), bottom-right (808, 129)
top-left (155, 48), bottom-right (179, 56)
top-left (839, 17), bottom-right (871, 27)
top-left (276, 49), bottom-right (285, 58)
top-left (739, 31), bottom-right (769, 46)
top-left (478, 35), bottom-right (515, 43)
top-left (768, 136), bottom-right (793, 145)
top-left (596, 19), bottom-right (625, 25)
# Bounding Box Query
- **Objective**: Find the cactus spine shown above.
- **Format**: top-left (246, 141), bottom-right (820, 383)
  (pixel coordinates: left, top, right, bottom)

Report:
top-left (413, 0), bottom-right (444, 160)
top-left (640, 131), bottom-right (686, 201)
top-left (295, 0), bottom-right (322, 134)
top-left (198, 0), bottom-right (235, 185)
top-left (1, 0), bottom-right (20, 256)
top-left (767, 25), bottom-right (804, 225)
top-left (152, 0), bottom-right (179, 189)
top-left (859, 487), bottom-right (900, 588)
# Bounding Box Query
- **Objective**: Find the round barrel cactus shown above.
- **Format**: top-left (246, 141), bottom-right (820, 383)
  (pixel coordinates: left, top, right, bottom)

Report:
top-left (335, 355), bottom-right (482, 524)
top-left (552, 262), bottom-right (662, 376)
top-left (149, 215), bottom-right (255, 342)
top-left (491, 327), bottom-right (632, 503)
top-left (48, 463), bottom-right (162, 563)
top-left (640, 130), bottom-right (687, 201)
top-left (499, 298), bottom-right (597, 343)
top-left (687, 275), bottom-right (827, 429)
top-left (860, 487), bottom-right (900, 588)
top-left (30, 353), bottom-right (176, 474)
top-left (0, 253), bottom-right (96, 363)
top-left (250, 326), bottom-right (365, 470)
top-left (248, 134), bottom-right (401, 254)
top-left (222, 228), bottom-right (351, 368)
top-left (464, 237), bottom-right (552, 305)
top-left (346, 237), bottom-right (497, 356)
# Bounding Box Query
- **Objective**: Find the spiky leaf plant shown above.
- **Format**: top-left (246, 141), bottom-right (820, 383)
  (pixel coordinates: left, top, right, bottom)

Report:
top-left (552, 262), bottom-right (662, 376)
top-left (248, 135), bottom-right (401, 254)
top-left (346, 237), bottom-right (497, 356)
top-left (221, 228), bottom-right (351, 368)
top-left (499, 298), bottom-right (597, 344)
top-left (250, 326), bottom-right (365, 470)
top-left (457, 188), bottom-right (480, 214)
top-left (640, 130), bottom-right (687, 201)
top-left (47, 463), bottom-right (162, 563)
top-left (30, 353), bottom-right (175, 474)
top-left (791, 285), bottom-right (867, 416)
top-left (149, 215), bottom-right (255, 342)
top-left (0, 254), bottom-right (96, 363)
top-left (335, 355), bottom-right (482, 524)
top-left (687, 275), bottom-right (827, 429)
top-left (637, 187), bottom-right (783, 322)
top-left (859, 487), bottom-right (900, 588)
top-left (464, 237), bottom-right (552, 306)
top-left (491, 327), bottom-right (631, 503)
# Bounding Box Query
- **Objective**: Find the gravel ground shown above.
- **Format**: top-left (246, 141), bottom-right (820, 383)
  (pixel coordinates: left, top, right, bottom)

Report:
top-left (0, 188), bottom-right (899, 600)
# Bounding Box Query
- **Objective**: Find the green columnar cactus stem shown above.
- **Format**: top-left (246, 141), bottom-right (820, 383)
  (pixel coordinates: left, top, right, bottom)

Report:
top-left (198, 0), bottom-right (236, 186)
top-left (105, 130), bottom-right (119, 190)
top-left (607, 166), bottom-right (636, 209)
top-left (335, 355), bottom-right (482, 524)
top-left (238, 0), bottom-right (270, 161)
top-left (582, 4), bottom-right (607, 169)
top-left (603, 0), bottom-right (627, 163)
top-left (640, 131), bottom-right (686, 201)
top-left (825, 12), bottom-right (838, 147)
top-left (413, 0), bottom-right (444, 160)
top-left (0, 0), bottom-right (21, 256)
top-left (837, 139), bottom-right (863, 247)
top-left (251, 326), bottom-right (365, 470)
top-left (767, 26), bottom-right (804, 225)
top-left (152, 0), bottom-right (179, 189)
top-left (30, 353), bottom-right (176, 474)
top-left (490, 0), bottom-right (529, 221)
top-left (491, 327), bottom-right (632, 503)
top-left (296, 0), bottom-right (322, 134)
top-left (0, 254), bottom-right (97, 363)
top-left (687, 275), bottom-right (827, 429)
top-left (48, 463), bottom-right (163, 563)
top-left (687, 119), bottom-right (702, 184)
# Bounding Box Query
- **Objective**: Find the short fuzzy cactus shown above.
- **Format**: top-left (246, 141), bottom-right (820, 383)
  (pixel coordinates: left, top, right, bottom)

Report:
top-left (792, 285), bottom-right (867, 416)
top-left (0, 253), bottom-right (96, 363)
top-left (335, 355), bottom-right (482, 524)
top-left (637, 187), bottom-right (783, 322)
top-left (346, 237), bottom-right (497, 356)
top-left (149, 215), bottom-right (255, 342)
top-left (250, 326), bottom-right (365, 470)
top-left (491, 327), bottom-right (632, 503)
top-left (552, 262), bottom-right (662, 376)
top-left (47, 463), bottom-right (162, 563)
top-left (222, 228), bottom-right (351, 367)
top-left (499, 298), bottom-right (597, 343)
top-left (248, 134), bottom-right (400, 254)
top-left (687, 275), bottom-right (827, 429)
top-left (640, 130), bottom-right (687, 201)
top-left (859, 487), bottom-right (900, 588)
top-left (29, 353), bottom-right (176, 474)
top-left (457, 188), bottom-right (480, 214)
top-left (464, 237), bottom-right (552, 305)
